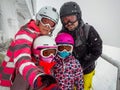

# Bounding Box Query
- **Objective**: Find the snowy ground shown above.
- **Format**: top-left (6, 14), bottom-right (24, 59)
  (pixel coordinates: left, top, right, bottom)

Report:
top-left (93, 45), bottom-right (120, 90)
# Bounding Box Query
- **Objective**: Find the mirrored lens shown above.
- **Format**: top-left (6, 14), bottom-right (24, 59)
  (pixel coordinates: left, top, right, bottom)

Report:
top-left (62, 15), bottom-right (77, 25)
top-left (41, 18), bottom-right (56, 29)
top-left (57, 44), bottom-right (73, 52)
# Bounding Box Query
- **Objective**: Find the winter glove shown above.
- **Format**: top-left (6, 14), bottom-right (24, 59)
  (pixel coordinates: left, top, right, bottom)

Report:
top-left (43, 84), bottom-right (61, 90)
top-left (41, 74), bottom-right (57, 87)
top-left (34, 74), bottom-right (57, 89)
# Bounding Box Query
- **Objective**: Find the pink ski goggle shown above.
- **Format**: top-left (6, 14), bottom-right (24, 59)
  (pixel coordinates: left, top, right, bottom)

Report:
top-left (40, 48), bottom-right (57, 58)
top-left (57, 44), bottom-right (73, 52)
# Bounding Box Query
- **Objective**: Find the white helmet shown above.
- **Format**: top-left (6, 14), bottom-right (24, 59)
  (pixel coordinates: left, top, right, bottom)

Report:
top-left (36, 6), bottom-right (59, 24)
top-left (33, 35), bottom-right (57, 63)
top-left (33, 35), bottom-right (56, 49)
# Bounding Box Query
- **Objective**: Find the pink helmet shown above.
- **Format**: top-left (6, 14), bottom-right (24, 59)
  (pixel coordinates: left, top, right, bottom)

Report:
top-left (55, 32), bottom-right (74, 45)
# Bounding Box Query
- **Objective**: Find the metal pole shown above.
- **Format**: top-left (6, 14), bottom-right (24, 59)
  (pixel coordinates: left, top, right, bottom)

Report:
top-left (117, 66), bottom-right (120, 90)
top-left (101, 53), bottom-right (120, 90)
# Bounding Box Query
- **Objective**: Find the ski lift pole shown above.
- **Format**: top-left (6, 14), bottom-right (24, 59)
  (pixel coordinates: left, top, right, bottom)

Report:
top-left (101, 53), bottom-right (120, 90)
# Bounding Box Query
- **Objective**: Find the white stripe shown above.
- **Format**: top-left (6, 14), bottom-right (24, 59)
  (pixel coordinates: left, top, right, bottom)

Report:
top-left (6, 62), bottom-right (15, 68)
top-left (19, 62), bottom-right (35, 75)
top-left (4, 56), bottom-right (10, 62)
top-left (14, 53), bottom-right (31, 64)
top-left (33, 73), bottom-right (45, 84)
top-left (15, 34), bottom-right (33, 42)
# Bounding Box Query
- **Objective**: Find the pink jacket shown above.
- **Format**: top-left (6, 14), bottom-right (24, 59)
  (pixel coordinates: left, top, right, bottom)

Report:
top-left (0, 20), bottom-right (43, 87)
top-left (53, 55), bottom-right (84, 90)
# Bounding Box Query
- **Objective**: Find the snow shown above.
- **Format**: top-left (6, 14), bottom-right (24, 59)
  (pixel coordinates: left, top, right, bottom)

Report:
top-left (93, 58), bottom-right (117, 90)
top-left (93, 45), bottom-right (120, 90)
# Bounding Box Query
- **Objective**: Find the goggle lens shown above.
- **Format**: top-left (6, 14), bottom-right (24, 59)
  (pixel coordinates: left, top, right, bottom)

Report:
top-left (62, 15), bottom-right (77, 25)
top-left (41, 18), bottom-right (56, 29)
top-left (41, 48), bottom-right (57, 57)
top-left (57, 44), bottom-right (73, 52)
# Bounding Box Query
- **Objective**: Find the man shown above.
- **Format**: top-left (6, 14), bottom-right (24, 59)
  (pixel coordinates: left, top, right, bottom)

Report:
top-left (59, 1), bottom-right (102, 90)
top-left (0, 6), bottom-right (59, 90)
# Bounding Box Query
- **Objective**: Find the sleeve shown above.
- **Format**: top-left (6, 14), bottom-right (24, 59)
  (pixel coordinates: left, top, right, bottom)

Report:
top-left (13, 28), bottom-right (44, 87)
top-left (81, 26), bottom-right (103, 70)
top-left (74, 60), bottom-right (84, 90)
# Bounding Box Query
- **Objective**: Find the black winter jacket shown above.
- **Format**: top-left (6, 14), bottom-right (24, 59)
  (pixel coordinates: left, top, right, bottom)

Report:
top-left (59, 23), bottom-right (102, 74)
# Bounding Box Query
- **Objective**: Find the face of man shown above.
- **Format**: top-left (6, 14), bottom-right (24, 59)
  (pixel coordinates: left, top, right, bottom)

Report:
top-left (61, 15), bottom-right (78, 31)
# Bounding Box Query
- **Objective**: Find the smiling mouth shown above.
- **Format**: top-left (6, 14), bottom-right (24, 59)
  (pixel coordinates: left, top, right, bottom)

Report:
top-left (67, 25), bottom-right (73, 28)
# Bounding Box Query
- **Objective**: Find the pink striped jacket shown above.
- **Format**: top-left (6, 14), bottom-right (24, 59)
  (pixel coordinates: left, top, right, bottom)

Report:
top-left (0, 20), bottom-right (44, 87)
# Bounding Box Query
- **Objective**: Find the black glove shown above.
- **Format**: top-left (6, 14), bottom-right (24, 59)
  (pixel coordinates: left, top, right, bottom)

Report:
top-left (40, 74), bottom-right (57, 87)
top-left (34, 74), bottom-right (57, 89)
top-left (42, 84), bottom-right (61, 90)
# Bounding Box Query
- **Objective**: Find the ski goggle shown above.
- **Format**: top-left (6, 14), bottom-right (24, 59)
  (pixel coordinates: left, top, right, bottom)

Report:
top-left (62, 15), bottom-right (77, 26)
top-left (57, 44), bottom-right (73, 52)
top-left (40, 48), bottom-right (57, 58)
top-left (40, 17), bottom-right (56, 29)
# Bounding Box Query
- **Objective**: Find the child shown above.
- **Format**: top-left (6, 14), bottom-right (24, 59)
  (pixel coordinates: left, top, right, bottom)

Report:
top-left (11, 35), bottom-right (60, 90)
top-left (0, 6), bottom-right (59, 90)
top-left (53, 32), bottom-right (84, 90)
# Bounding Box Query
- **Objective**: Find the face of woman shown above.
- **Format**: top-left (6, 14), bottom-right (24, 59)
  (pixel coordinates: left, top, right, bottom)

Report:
top-left (38, 18), bottom-right (56, 35)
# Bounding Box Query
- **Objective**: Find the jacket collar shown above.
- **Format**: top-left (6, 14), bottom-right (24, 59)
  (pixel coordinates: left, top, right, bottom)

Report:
top-left (54, 54), bottom-right (74, 64)
top-left (27, 19), bottom-right (40, 33)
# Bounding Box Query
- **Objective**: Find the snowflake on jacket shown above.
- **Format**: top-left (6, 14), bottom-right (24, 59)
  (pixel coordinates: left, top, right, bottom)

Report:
top-left (53, 54), bottom-right (84, 90)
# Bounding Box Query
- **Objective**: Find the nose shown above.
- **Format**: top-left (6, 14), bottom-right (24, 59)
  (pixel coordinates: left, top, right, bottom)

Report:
top-left (67, 22), bottom-right (73, 25)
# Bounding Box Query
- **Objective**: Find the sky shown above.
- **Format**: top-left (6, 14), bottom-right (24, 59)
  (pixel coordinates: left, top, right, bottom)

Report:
top-left (36, 0), bottom-right (120, 48)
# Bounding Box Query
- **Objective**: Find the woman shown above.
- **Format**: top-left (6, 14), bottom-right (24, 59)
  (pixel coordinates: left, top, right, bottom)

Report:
top-left (0, 6), bottom-right (59, 90)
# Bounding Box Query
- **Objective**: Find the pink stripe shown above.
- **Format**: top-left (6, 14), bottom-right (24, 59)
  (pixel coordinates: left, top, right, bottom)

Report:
top-left (22, 65), bottom-right (37, 80)
top-left (0, 80), bottom-right (12, 86)
top-left (28, 70), bottom-right (38, 87)
top-left (1, 61), bottom-right (7, 66)
top-left (6, 41), bottom-right (14, 58)
top-left (6, 49), bottom-right (13, 57)
top-left (14, 48), bottom-right (31, 58)
top-left (4, 67), bottom-right (14, 74)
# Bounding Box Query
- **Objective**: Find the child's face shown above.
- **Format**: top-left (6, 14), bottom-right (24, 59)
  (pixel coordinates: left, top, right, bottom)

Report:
top-left (57, 44), bottom-right (73, 59)
top-left (39, 48), bottom-right (57, 63)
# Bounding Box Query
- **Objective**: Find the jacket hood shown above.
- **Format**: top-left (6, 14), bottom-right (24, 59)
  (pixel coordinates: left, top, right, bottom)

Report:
top-left (27, 19), bottom-right (40, 33)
